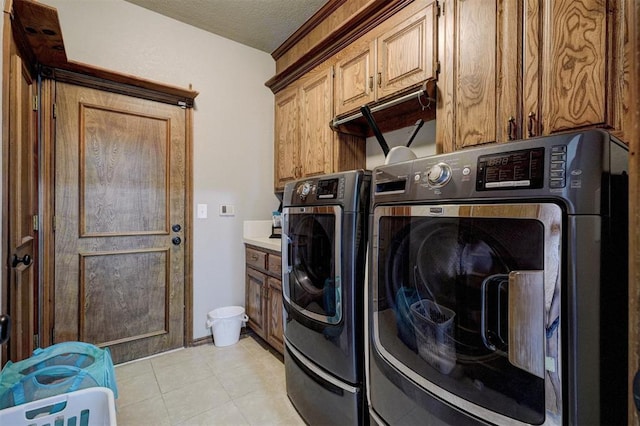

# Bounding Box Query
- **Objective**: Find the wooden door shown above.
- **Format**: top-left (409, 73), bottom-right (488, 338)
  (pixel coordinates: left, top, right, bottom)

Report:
top-left (53, 83), bottom-right (186, 364)
top-left (5, 27), bottom-right (37, 362)
top-left (245, 267), bottom-right (266, 338)
top-left (376, 3), bottom-right (437, 100)
top-left (299, 65), bottom-right (333, 179)
top-left (274, 86), bottom-right (299, 190)
top-left (335, 39), bottom-right (375, 117)
top-left (267, 277), bottom-right (284, 354)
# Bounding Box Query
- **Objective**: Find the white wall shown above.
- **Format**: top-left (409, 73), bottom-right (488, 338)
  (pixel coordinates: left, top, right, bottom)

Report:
top-left (41, 0), bottom-right (278, 339)
top-left (366, 120), bottom-right (437, 170)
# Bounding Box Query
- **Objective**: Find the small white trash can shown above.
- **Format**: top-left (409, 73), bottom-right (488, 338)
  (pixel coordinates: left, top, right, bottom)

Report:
top-left (206, 306), bottom-right (248, 347)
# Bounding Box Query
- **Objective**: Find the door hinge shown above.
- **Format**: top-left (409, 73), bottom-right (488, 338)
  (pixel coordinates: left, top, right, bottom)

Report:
top-left (436, 1), bottom-right (443, 17)
top-left (33, 214), bottom-right (39, 231)
top-left (436, 61), bottom-right (441, 74)
top-left (32, 95), bottom-right (38, 111)
top-left (33, 334), bottom-right (39, 348)
top-left (52, 215), bottom-right (56, 231)
top-left (53, 103), bottom-right (57, 118)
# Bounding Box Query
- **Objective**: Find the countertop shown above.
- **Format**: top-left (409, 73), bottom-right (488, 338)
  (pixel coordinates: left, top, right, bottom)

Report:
top-left (243, 236), bottom-right (282, 252)
top-left (243, 220), bottom-right (282, 252)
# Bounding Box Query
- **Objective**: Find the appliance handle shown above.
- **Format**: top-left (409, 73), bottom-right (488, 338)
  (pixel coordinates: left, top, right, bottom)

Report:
top-left (481, 271), bottom-right (545, 378)
top-left (282, 212), bottom-right (293, 274)
top-left (481, 274), bottom-right (509, 356)
top-left (507, 270), bottom-right (545, 378)
top-left (284, 234), bottom-right (293, 274)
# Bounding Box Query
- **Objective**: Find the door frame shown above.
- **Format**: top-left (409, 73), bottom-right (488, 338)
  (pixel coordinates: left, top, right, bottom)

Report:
top-left (1, 0), bottom-right (40, 364)
top-left (38, 75), bottom-right (195, 351)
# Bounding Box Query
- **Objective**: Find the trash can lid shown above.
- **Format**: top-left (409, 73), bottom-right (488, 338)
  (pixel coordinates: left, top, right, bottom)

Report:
top-left (207, 306), bottom-right (245, 319)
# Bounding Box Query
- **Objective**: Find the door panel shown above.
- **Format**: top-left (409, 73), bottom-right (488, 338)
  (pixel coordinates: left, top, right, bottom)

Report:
top-left (7, 33), bottom-right (37, 362)
top-left (54, 83), bottom-right (185, 363)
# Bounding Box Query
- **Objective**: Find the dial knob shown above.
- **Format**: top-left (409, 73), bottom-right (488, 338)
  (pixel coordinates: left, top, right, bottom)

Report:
top-left (427, 163), bottom-right (452, 187)
top-left (297, 182), bottom-right (312, 199)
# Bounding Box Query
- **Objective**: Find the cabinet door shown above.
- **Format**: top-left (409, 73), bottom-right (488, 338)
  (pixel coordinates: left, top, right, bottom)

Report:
top-left (377, 3), bottom-right (437, 100)
top-left (274, 85), bottom-right (299, 190)
top-left (453, 0), bottom-right (498, 148)
top-left (335, 40), bottom-right (376, 116)
top-left (437, 0), bottom-right (522, 152)
top-left (267, 277), bottom-right (284, 354)
top-left (299, 66), bottom-right (334, 178)
top-left (525, 0), bottom-right (609, 137)
top-left (246, 267), bottom-right (266, 338)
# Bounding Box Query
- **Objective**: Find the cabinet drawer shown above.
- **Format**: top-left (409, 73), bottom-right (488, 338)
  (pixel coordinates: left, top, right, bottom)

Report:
top-left (246, 247), bottom-right (266, 270)
top-left (268, 254), bottom-right (282, 276)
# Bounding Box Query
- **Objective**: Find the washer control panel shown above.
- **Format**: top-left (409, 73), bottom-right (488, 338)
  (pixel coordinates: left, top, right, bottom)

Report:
top-left (476, 147), bottom-right (544, 191)
top-left (294, 177), bottom-right (345, 202)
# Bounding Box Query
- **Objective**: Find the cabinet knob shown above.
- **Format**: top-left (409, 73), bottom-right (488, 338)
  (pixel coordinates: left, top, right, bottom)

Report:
top-left (507, 116), bottom-right (517, 141)
top-left (528, 112), bottom-right (536, 137)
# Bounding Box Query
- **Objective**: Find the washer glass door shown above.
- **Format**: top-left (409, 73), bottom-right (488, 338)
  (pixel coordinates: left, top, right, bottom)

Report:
top-left (371, 203), bottom-right (562, 425)
top-left (283, 206), bottom-right (342, 324)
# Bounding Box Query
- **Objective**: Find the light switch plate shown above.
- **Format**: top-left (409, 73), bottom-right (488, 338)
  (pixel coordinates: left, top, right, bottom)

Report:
top-left (197, 204), bottom-right (207, 219)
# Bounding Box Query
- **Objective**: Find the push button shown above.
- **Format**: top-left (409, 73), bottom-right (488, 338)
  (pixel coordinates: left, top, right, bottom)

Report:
top-left (549, 145), bottom-right (567, 188)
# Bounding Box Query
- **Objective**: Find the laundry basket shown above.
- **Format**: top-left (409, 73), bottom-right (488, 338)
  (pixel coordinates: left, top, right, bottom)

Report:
top-left (206, 306), bottom-right (248, 347)
top-left (0, 387), bottom-right (116, 426)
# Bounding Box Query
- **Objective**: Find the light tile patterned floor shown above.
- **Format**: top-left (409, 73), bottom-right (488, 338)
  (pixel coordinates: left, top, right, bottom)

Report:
top-left (114, 335), bottom-right (304, 426)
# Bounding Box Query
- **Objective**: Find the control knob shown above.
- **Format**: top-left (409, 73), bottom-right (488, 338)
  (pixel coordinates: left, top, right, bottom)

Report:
top-left (427, 163), bottom-right (452, 187)
top-left (297, 182), bottom-right (312, 200)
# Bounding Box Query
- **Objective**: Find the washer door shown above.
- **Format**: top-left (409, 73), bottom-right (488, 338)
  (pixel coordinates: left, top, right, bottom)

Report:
top-left (283, 206), bottom-right (342, 325)
top-left (371, 203), bottom-right (563, 425)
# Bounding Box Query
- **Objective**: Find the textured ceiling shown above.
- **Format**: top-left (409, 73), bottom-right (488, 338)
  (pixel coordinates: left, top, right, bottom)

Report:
top-left (124, 0), bottom-right (328, 54)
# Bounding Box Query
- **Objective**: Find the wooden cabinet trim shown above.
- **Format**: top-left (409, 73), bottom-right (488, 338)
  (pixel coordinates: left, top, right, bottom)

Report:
top-left (11, 0), bottom-right (198, 106)
top-left (266, 0), bottom-right (415, 94)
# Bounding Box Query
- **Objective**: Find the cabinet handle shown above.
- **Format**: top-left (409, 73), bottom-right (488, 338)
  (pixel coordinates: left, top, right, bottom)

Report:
top-left (250, 254), bottom-right (259, 261)
top-left (507, 116), bottom-right (517, 141)
top-left (369, 76), bottom-right (373, 90)
top-left (528, 112), bottom-right (536, 137)
top-left (377, 72), bottom-right (382, 88)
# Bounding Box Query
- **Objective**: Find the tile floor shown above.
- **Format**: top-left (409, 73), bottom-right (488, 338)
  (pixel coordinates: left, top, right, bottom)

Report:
top-left (114, 334), bottom-right (305, 425)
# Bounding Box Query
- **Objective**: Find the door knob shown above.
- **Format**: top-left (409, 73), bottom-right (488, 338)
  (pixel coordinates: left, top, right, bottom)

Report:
top-left (0, 315), bottom-right (10, 345)
top-left (11, 254), bottom-right (32, 268)
top-left (172, 237), bottom-right (182, 246)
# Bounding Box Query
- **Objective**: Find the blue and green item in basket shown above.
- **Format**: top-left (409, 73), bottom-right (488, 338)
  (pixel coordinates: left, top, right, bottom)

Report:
top-left (0, 341), bottom-right (118, 409)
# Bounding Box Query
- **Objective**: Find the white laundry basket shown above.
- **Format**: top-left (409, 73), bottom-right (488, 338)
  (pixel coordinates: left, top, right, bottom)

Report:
top-left (0, 387), bottom-right (116, 426)
top-left (206, 306), bottom-right (248, 347)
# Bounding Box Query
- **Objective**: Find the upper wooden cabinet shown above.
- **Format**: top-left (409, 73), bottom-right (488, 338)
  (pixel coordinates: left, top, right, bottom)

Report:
top-left (274, 85), bottom-right (299, 189)
top-left (437, 0), bottom-right (629, 152)
top-left (274, 64), bottom-right (337, 190)
top-left (335, 3), bottom-right (438, 117)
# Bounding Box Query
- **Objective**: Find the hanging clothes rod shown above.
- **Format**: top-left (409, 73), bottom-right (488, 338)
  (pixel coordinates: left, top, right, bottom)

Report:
top-left (331, 86), bottom-right (434, 128)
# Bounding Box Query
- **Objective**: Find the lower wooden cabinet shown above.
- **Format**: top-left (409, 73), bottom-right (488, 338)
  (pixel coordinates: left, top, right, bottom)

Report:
top-left (244, 245), bottom-right (284, 354)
